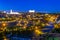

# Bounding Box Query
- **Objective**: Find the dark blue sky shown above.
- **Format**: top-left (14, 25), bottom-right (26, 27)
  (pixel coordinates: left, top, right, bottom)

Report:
top-left (0, 0), bottom-right (60, 12)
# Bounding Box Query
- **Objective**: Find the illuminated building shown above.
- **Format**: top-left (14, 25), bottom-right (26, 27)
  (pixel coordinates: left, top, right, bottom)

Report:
top-left (29, 10), bottom-right (35, 13)
top-left (7, 10), bottom-right (20, 14)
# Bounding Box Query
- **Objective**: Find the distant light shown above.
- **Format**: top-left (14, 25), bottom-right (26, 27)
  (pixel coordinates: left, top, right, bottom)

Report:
top-left (29, 10), bottom-right (35, 13)
top-left (4, 38), bottom-right (7, 40)
top-left (3, 11), bottom-right (6, 13)
top-left (9, 9), bottom-right (19, 14)
top-left (35, 29), bottom-right (44, 35)
top-left (2, 23), bottom-right (6, 27)
top-left (45, 14), bottom-right (48, 16)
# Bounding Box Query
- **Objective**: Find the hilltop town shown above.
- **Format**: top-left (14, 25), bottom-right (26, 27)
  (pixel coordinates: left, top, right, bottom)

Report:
top-left (0, 10), bottom-right (60, 40)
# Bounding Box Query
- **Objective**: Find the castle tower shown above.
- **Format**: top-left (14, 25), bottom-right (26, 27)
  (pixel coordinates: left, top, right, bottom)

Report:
top-left (10, 9), bottom-right (13, 13)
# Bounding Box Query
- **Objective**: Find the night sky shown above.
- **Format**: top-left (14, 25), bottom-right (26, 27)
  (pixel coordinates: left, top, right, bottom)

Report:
top-left (0, 0), bottom-right (60, 12)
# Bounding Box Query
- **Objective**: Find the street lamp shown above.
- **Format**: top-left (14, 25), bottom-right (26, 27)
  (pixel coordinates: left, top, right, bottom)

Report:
top-left (2, 23), bottom-right (6, 27)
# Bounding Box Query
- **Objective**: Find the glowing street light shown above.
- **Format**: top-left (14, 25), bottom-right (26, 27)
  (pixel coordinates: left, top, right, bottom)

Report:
top-left (34, 29), bottom-right (44, 35)
top-left (2, 23), bottom-right (6, 27)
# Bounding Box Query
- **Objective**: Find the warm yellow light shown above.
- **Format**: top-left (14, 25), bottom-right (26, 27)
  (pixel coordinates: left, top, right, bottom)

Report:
top-left (49, 16), bottom-right (56, 22)
top-left (23, 26), bottom-right (27, 29)
top-left (23, 27), bottom-right (26, 29)
top-left (54, 24), bottom-right (59, 28)
top-left (3, 36), bottom-right (8, 40)
top-left (35, 27), bottom-right (38, 29)
top-left (46, 23), bottom-right (50, 26)
top-left (4, 38), bottom-right (7, 40)
top-left (35, 29), bottom-right (44, 35)
top-left (48, 15), bottom-right (51, 17)
top-left (45, 17), bottom-right (49, 21)
top-left (42, 23), bottom-right (45, 27)
top-left (2, 23), bottom-right (6, 27)
top-left (45, 14), bottom-right (48, 16)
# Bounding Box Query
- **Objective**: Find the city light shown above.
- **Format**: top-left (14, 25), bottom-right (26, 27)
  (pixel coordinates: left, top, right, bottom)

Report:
top-left (34, 29), bottom-right (44, 35)
top-left (2, 23), bottom-right (6, 27)
top-left (0, 10), bottom-right (60, 40)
